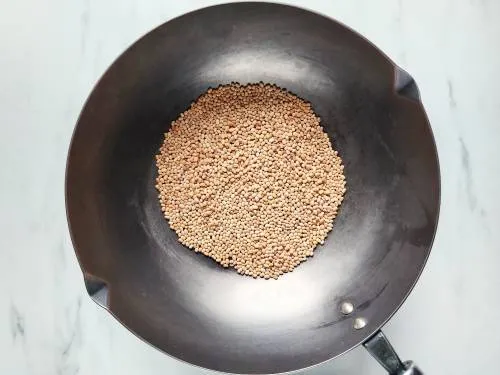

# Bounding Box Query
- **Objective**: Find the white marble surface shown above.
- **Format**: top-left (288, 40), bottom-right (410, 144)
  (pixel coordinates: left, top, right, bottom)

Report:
top-left (1, 0), bottom-right (499, 374)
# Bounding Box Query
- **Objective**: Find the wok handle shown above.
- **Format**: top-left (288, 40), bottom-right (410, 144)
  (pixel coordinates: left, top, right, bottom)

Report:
top-left (363, 331), bottom-right (423, 375)
top-left (83, 273), bottom-right (109, 308)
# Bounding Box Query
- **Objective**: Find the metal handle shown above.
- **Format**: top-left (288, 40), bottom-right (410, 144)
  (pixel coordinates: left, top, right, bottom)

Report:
top-left (394, 66), bottom-right (420, 102)
top-left (84, 273), bottom-right (109, 308)
top-left (363, 331), bottom-right (423, 375)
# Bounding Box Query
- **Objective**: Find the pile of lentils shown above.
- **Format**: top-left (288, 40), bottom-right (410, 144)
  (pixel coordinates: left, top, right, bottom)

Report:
top-left (155, 83), bottom-right (346, 279)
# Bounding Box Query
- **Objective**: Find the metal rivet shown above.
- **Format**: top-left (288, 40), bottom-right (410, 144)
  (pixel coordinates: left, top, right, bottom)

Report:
top-left (353, 317), bottom-right (367, 330)
top-left (340, 301), bottom-right (354, 315)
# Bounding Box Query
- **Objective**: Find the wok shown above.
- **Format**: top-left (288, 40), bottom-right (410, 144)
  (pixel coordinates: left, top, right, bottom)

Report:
top-left (66, 3), bottom-right (440, 374)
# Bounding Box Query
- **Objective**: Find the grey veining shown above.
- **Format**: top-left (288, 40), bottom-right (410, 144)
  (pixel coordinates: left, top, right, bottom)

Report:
top-left (10, 304), bottom-right (25, 342)
top-left (459, 137), bottom-right (477, 211)
top-left (1, 0), bottom-right (500, 374)
top-left (447, 79), bottom-right (457, 109)
top-left (57, 297), bottom-right (82, 375)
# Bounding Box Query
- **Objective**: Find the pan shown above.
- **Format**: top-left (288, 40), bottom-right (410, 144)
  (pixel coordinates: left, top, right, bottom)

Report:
top-left (65, 3), bottom-right (440, 374)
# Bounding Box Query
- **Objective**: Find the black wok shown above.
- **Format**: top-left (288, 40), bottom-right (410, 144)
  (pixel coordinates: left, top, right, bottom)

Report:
top-left (66, 3), bottom-right (440, 374)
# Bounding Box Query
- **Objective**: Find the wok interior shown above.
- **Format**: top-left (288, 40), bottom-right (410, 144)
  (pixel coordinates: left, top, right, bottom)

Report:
top-left (67, 3), bottom-right (439, 374)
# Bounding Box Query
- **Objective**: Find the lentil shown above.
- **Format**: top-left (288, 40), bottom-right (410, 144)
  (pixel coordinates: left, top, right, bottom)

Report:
top-left (155, 83), bottom-right (346, 279)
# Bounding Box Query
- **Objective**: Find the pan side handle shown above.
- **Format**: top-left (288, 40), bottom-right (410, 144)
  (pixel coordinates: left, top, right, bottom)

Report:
top-left (363, 331), bottom-right (423, 375)
top-left (83, 273), bottom-right (109, 309)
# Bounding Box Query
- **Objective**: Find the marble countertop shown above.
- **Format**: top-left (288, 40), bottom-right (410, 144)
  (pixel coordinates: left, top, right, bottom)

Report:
top-left (1, 0), bottom-right (499, 374)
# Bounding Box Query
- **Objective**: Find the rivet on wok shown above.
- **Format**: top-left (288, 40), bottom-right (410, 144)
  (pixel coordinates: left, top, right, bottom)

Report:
top-left (353, 317), bottom-right (367, 330)
top-left (340, 301), bottom-right (354, 315)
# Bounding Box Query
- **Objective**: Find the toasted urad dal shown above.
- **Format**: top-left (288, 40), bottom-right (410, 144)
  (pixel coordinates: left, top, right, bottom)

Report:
top-left (155, 83), bottom-right (346, 279)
